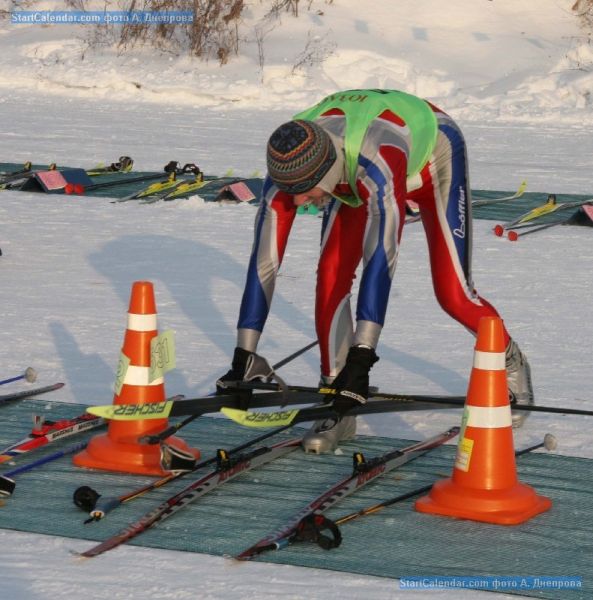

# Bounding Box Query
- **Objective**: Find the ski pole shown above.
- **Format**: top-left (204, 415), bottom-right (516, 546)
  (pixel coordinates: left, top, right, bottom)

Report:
top-left (0, 440), bottom-right (88, 497)
top-left (0, 367), bottom-right (37, 387)
top-left (333, 433), bottom-right (557, 526)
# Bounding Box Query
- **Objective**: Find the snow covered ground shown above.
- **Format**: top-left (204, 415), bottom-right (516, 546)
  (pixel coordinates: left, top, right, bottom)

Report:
top-left (1, 1), bottom-right (592, 598)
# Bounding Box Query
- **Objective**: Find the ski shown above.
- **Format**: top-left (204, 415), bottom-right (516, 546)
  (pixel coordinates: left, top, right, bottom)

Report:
top-left (87, 377), bottom-right (593, 422)
top-left (86, 388), bottom-right (462, 421)
top-left (121, 172), bottom-right (180, 202)
top-left (0, 440), bottom-right (88, 497)
top-left (117, 163), bottom-right (201, 202)
top-left (472, 180), bottom-right (527, 207)
top-left (78, 436), bottom-right (302, 558)
top-left (332, 433), bottom-right (557, 529)
top-left (0, 161), bottom-right (32, 185)
top-left (0, 413), bottom-right (104, 464)
top-left (160, 173), bottom-right (208, 201)
top-left (235, 426), bottom-right (460, 560)
top-left (0, 381), bottom-right (65, 406)
top-left (140, 169), bottom-right (204, 203)
top-left (506, 203), bottom-right (593, 241)
top-left (0, 367), bottom-right (37, 387)
top-left (494, 196), bottom-right (593, 236)
top-left (222, 387), bottom-right (593, 427)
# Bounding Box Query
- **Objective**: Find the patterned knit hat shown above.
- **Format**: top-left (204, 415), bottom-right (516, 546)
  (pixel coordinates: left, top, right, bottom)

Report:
top-left (266, 120), bottom-right (337, 195)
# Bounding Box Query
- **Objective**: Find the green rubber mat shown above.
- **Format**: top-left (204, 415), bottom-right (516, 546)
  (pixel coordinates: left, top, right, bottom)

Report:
top-left (3, 162), bottom-right (591, 220)
top-left (0, 398), bottom-right (591, 599)
top-left (471, 189), bottom-right (592, 225)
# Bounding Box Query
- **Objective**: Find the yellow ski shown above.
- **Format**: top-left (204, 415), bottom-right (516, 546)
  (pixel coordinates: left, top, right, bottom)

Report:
top-left (221, 406), bottom-right (301, 427)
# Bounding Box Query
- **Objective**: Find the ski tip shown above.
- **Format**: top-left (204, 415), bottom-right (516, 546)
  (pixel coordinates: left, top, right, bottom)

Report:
top-left (85, 399), bottom-right (173, 420)
top-left (493, 224), bottom-right (504, 237)
top-left (507, 230), bottom-right (519, 242)
top-left (86, 405), bottom-right (112, 419)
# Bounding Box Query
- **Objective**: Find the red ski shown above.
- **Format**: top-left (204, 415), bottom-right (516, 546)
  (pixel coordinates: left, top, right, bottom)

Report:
top-left (0, 413), bottom-right (104, 464)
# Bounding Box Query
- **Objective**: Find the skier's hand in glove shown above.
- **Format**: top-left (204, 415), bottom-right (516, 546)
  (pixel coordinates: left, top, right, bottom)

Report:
top-left (327, 345), bottom-right (379, 417)
top-left (216, 347), bottom-right (252, 395)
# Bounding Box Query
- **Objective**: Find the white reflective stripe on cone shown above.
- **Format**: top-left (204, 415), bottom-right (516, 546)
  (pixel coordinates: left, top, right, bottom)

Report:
top-left (466, 404), bottom-right (513, 428)
top-left (123, 365), bottom-right (164, 386)
top-left (127, 313), bottom-right (158, 332)
top-left (473, 350), bottom-right (506, 370)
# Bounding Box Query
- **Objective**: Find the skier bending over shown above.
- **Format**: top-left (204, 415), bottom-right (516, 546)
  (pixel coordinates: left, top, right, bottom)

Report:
top-left (218, 88), bottom-right (534, 453)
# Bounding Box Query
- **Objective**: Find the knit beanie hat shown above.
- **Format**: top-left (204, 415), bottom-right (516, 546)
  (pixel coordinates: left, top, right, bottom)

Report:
top-left (266, 120), bottom-right (337, 195)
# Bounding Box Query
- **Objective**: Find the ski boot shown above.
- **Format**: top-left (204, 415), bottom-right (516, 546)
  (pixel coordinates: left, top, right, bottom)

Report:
top-left (506, 339), bottom-right (534, 427)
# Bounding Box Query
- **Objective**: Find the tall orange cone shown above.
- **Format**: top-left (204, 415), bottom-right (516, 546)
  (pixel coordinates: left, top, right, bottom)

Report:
top-left (74, 281), bottom-right (200, 475)
top-left (415, 316), bottom-right (551, 525)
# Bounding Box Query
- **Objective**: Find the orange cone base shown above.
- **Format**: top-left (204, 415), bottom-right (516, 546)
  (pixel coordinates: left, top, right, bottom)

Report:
top-left (73, 433), bottom-right (200, 476)
top-left (415, 478), bottom-right (552, 525)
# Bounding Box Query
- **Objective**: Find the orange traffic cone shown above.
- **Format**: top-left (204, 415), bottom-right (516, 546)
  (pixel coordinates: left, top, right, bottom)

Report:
top-left (415, 316), bottom-right (551, 525)
top-left (74, 281), bottom-right (200, 475)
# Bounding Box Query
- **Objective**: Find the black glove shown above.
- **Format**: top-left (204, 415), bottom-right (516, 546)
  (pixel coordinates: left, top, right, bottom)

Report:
top-left (329, 345), bottom-right (379, 416)
top-left (216, 347), bottom-right (283, 409)
top-left (216, 347), bottom-right (252, 395)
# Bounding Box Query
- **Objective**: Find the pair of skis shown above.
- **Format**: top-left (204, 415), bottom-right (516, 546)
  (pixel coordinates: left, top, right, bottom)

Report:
top-left (139, 168), bottom-right (206, 203)
top-left (77, 426), bottom-right (460, 558)
top-left (503, 202), bottom-right (593, 240)
top-left (112, 163), bottom-right (204, 202)
top-left (86, 377), bottom-right (593, 423)
top-left (493, 195), bottom-right (593, 240)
